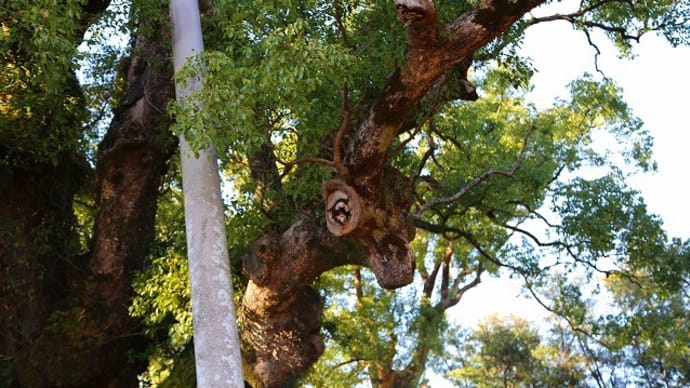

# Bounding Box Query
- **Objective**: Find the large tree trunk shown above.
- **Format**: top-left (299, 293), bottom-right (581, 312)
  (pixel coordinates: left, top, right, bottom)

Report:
top-left (239, 1), bottom-right (546, 386)
top-left (86, 14), bottom-right (176, 387)
top-left (1, 2), bottom-right (176, 386)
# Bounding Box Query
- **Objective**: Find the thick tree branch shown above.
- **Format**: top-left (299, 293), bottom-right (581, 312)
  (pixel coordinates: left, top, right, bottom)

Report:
top-left (240, 220), bottom-right (366, 387)
top-left (440, 242), bottom-right (452, 304)
top-left (345, 0), bottom-right (546, 176)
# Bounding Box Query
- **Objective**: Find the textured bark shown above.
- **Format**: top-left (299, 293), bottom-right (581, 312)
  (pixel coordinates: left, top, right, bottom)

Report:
top-left (241, 221), bottom-right (366, 387)
top-left (87, 17), bottom-right (176, 386)
top-left (240, 1), bottom-right (546, 386)
top-left (171, 0), bottom-right (244, 385)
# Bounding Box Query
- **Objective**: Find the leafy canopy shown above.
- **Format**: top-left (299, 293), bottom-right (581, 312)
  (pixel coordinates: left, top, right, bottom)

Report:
top-left (117, 0), bottom-right (690, 385)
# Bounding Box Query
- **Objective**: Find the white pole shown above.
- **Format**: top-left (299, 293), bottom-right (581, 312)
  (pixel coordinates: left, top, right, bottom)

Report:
top-left (170, 1), bottom-right (244, 386)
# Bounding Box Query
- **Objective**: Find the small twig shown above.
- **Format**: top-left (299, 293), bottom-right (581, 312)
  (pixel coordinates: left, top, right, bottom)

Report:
top-left (582, 29), bottom-right (608, 80)
top-left (334, 358), bottom-right (366, 370)
top-left (527, 0), bottom-right (631, 26)
top-left (386, 109), bottom-right (435, 161)
top-left (278, 156), bottom-right (336, 171)
top-left (412, 134), bottom-right (437, 188)
top-left (523, 285), bottom-right (610, 349)
top-left (500, 221), bottom-right (565, 248)
top-left (461, 231), bottom-right (509, 269)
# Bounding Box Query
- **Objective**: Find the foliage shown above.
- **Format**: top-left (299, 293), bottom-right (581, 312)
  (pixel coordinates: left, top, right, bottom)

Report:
top-left (590, 239), bottom-right (690, 386)
top-left (4, 0), bottom-right (690, 386)
top-left (306, 266), bottom-right (448, 386)
top-left (0, 0), bottom-right (89, 165)
top-left (444, 315), bottom-right (587, 387)
top-left (158, 0), bottom-right (689, 385)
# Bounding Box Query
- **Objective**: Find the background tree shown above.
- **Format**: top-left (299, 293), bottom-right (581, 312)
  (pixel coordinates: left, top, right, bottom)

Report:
top-left (574, 239), bottom-right (690, 386)
top-left (1, 0), bottom-right (689, 387)
top-left (444, 315), bottom-right (586, 388)
top-left (453, 316), bottom-right (542, 387)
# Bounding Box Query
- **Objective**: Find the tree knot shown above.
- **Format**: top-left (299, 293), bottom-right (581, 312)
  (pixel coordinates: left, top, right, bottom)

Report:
top-left (323, 179), bottom-right (362, 236)
top-left (395, 0), bottom-right (437, 27)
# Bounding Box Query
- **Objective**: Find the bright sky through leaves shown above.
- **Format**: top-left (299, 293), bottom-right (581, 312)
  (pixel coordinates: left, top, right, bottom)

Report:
top-left (450, 1), bottom-right (690, 330)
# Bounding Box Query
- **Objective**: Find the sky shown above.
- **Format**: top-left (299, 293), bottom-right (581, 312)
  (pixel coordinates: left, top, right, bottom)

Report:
top-left (448, 3), bottom-right (690, 328)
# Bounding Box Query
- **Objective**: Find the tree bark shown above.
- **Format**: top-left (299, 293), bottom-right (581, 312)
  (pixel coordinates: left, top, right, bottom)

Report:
top-left (86, 13), bottom-right (177, 385)
top-left (239, 1), bottom-right (546, 386)
top-left (240, 220), bottom-right (366, 387)
top-left (170, 0), bottom-right (244, 386)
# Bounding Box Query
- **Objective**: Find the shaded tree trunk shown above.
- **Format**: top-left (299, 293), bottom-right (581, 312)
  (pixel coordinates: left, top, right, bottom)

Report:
top-left (86, 14), bottom-right (177, 386)
top-left (0, 151), bottom-right (87, 386)
top-left (1, 1), bottom-right (175, 386)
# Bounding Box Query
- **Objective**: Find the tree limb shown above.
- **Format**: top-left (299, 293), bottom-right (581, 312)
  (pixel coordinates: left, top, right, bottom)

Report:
top-left (345, 0), bottom-right (546, 176)
top-left (415, 126), bottom-right (534, 217)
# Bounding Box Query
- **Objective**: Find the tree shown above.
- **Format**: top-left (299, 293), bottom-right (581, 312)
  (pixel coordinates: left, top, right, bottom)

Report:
top-left (445, 315), bottom-right (586, 388)
top-left (454, 316), bottom-right (542, 387)
top-left (2, 0), bottom-right (175, 385)
top-left (1, 0), bottom-right (689, 387)
top-left (578, 239), bottom-right (690, 386)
